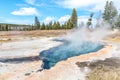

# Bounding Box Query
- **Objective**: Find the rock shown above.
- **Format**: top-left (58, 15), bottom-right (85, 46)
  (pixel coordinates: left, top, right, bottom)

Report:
top-left (25, 73), bottom-right (31, 76)
top-left (76, 57), bottom-right (120, 69)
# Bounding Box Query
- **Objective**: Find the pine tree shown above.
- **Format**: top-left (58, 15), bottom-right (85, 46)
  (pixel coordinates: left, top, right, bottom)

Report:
top-left (0, 24), bottom-right (1, 31)
top-left (79, 22), bottom-right (85, 28)
top-left (56, 21), bottom-right (60, 29)
top-left (41, 22), bottom-right (45, 30)
top-left (31, 24), bottom-right (34, 30)
top-left (5, 24), bottom-right (8, 31)
top-left (61, 23), bottom-right (66, 29)
top-left (115, 15), bottom-right (120, 28)
top-left (45, 24), bottom-right (48, 30)
top-left (103, 1), bottom-right (118, 28)
top-left (87, 13), bottom-right (94, 29)
top-left (34, 16), bottom-right (40, 29)
top-left (71, 8), bottom-right (78, 28)
top-left (52, 22), bottom-right (57, 30)
top-left (48, 21), bottom-right (53, 30)
top-left (95, 11), bottom-right (102, 28)
top-left (66, 19), bottom-right (73, 29)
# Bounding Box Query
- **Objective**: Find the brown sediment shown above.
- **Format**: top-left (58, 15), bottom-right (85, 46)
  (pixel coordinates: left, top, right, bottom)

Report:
top-left (0, 60), bottom-right (42, 80)
top-left (0, 44), bottom-right (113, 80)
top-left (25, 45), bottom-right (113, 80)
top-left (0, 73), bottom-right (14, 80)
top-left (76, 57), bottom-right (120, 70)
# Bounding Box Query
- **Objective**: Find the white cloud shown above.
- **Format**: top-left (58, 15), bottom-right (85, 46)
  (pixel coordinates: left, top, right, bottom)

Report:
top-left (58, 15), bottom-right (93, 25)
top-left (58, 15), bottom-right (70, 24)
top-left (25, 0), bottom-right (42, 6)
top-left (56, 0), bottom-right (120, 12)
top-left (78, 16), bottom-right (96, 27)
top-left (42, 15), bottom-right (94, 26)
top-left (78, 16), bottom-right (89, 24)
top-left (11, 7), bottom-right (39, 16)
top-left (42, 15), bottom-right (70, 24)
top-left (43, 16), bottom-right (57, 24)
top-left (56, 0), bottom-right (103, 9)
top-left (42, 15), bottom-right (96, 26)
top-left (25, 0), bottom-right (36, 5)
top-left (91, 0), bottom-right (120, 12)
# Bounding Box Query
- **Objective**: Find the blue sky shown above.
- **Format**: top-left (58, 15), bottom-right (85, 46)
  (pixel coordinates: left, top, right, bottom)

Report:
top-left (0, 0), bottom-right (119, 25)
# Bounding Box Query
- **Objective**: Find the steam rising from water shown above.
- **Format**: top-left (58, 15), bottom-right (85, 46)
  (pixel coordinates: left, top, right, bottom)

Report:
top-left (40, 41), bottom-right (103, 69)
top-left (40, 22), bottom-right (113, 69)
top-left (63, 23), bottom-right (111, 43)
top-left (39, 22), bottom-right (116, 80)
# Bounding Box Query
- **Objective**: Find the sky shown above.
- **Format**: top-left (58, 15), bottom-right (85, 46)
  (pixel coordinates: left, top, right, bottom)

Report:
top-left (0, 0), bottom-right (120, 25)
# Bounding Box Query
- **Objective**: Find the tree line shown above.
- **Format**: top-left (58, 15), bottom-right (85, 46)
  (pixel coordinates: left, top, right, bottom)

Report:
top-left (0, 23), bottom-right (33, 31)
top-left (34, 8), bottom-right (77, 30)
top-left (0, 8), bottom-right (77, 31)
top-left (86, 1), bottom-right (120, 29)
top-left (0, 1), bottom-right (120, 31)
top-left (103, 1), bottom-right (119, 29)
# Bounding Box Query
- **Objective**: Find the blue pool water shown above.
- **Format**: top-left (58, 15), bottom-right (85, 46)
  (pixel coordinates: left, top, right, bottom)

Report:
top-left (39, 41), bottom-right (104, 69)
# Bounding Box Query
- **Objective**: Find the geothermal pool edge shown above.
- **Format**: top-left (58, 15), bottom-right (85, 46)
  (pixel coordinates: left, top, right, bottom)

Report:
top-left (36, 45), bottom-right (113, 80)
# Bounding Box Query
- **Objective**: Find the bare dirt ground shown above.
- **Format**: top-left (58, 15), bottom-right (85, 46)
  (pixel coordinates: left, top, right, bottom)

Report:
top-left (0, 30), bottom-right (120, 80)
top-left (0, 30), bottom-right (68, 42)
top-left (0, 30), bottom-right (69, 80)
top-left (105, 31), bottom-right (120, 42)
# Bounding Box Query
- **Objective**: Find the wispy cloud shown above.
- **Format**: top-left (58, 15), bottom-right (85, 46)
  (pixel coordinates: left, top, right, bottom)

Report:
top-left (25, 0), bottom-right (43, 6)
top-left (42, 15), bottom-right (71, 24)
top-left (78, 16), bottom-right (89, 23)
top-left (42, 15), bottom-right (90, 25)
top-left (56, 0), bottom-right (102, 9)
top-left (56, 0), bottom-right (120, 12)
top-left (25, 0), bottom-right (36, 5)
top-left (78, 15), bottom-right (96, 26)
top-left (43, 16), bottom-right (57, 24)
top-left (15, 3), bottom-right (28, 7)
top-left (11, 7), bottom-right (39, 16)
top-left (58, 15), bottom-right (70, 24)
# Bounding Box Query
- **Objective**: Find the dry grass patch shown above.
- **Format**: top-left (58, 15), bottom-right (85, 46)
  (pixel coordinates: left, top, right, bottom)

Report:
top-left (86, 66), bottom-right (120, 80)
top-left (76, 58), bottom-right (120, 80)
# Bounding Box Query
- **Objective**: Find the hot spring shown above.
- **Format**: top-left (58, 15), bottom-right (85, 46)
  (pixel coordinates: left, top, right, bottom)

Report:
top-left (39, 40), bottom-right (104, 69)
